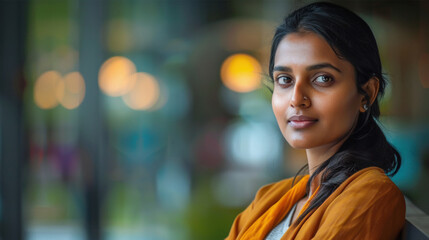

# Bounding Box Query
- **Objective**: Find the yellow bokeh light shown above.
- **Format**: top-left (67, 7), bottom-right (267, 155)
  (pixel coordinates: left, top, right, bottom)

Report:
top-left (57, 72), bottom-right (86, 110)
top-left (220, 53), bottom-right (262, 93)
top-left (98, 56), bottom-right (136, 97)
top-left (122, 72), bottom-right (160, 110)
top-left (34, 71), bottom-right (62, 109)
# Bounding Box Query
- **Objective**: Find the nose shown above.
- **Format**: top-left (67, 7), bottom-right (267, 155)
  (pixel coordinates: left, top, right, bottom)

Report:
top-left (290, 82), bottom-right (311, 109)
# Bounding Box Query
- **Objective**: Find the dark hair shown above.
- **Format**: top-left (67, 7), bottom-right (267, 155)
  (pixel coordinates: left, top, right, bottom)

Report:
top-left (269, 2), bottom-right (401, 224)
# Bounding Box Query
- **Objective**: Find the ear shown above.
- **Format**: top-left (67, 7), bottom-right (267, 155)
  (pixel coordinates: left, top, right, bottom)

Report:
top-left (359, 76), bottom-right (379, 112)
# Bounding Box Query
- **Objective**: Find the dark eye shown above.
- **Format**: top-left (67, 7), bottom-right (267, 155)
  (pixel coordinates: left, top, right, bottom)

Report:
top-left (276, 76), bottom-right (292, 87)
top-left (314, 75), bottom-right (334, 85)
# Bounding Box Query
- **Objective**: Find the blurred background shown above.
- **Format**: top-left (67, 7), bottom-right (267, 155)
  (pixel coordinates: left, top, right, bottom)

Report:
top-left (0, 0), bottom-right (428, 239)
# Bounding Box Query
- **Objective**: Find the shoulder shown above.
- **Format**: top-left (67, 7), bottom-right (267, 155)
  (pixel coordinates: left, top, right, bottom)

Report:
top-left (340, 166), bottom-right (404, 202)
top-left (328, 167), bottom-right (405, 209)
top-left (310, 167), bottom-right (405, 239)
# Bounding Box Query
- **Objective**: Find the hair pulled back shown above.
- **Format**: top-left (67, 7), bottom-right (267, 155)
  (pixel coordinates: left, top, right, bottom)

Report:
top-left (269, 2), bottom-right (401, 224)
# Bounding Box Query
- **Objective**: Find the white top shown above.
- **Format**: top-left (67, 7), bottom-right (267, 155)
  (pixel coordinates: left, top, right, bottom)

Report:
top-left (264, 203), bottom-right (298, 240)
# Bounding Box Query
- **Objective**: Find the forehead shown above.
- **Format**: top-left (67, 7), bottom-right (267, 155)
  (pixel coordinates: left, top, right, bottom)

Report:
top-left (274, 32), bottom-right (347, 68)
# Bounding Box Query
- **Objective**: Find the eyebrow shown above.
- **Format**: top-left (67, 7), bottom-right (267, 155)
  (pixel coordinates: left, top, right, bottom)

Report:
top-left (273, 63), bottom-right (342, 73)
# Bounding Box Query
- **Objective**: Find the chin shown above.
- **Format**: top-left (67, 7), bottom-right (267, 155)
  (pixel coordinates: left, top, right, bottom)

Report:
top-left (285, 135), bottom-right (323, 149)
top-left (286, 140), bottom-right (313, 149)
top-left (284, 134), bottom-right (308, 148)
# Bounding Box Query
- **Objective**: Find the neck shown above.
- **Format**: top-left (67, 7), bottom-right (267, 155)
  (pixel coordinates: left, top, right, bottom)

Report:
top-left (305, 137), bottom-right (347, 196)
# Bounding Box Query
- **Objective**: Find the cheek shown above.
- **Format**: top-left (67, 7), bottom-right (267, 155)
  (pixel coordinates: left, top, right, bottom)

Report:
top-left (271, 93), bottom-right (288, 127)
top-left (317, 92), bottom-right (360, 127)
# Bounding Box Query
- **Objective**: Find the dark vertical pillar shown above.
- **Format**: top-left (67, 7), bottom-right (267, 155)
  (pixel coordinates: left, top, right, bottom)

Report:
top-left (0, 1), bottom-right (28, 240)
top-left (78, 1), bottom-right (106, 240)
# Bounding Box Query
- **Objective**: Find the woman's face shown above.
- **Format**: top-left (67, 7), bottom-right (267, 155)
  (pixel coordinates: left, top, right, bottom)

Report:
top-left (272, 32), bottom-right (362, 150)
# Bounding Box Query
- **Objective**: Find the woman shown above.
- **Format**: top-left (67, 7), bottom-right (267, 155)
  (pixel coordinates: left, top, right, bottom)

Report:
top-left (226, 2), bottom-right (405, 240)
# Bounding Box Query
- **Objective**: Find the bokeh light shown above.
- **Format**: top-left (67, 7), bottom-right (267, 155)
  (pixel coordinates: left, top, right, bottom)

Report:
top-left (220, 53), bottom-right (262, 93)
top-left (224, 121), bottom-right (282, 167)
top-left (34, 71), bottom-right (63, 109)
top-left (98, 56), bottom-right (137, 97)
top-left (57, 72), bottom-right (86, 109)
top-left (122, 72), bottom-right (160, 110)
top-left (156, 161), bottom-right (191, 210)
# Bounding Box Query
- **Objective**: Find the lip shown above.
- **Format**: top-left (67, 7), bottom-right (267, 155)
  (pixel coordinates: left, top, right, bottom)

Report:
top-left (287, 115), bottom-right (318, 129)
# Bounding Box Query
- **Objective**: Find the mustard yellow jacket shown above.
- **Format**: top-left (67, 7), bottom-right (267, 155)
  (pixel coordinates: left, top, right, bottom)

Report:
top-left (226, 167), bottom-right (405, 240)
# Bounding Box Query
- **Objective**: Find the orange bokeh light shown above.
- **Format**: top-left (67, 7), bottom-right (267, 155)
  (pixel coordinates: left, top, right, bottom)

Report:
top-left (122, 72), bottom-right (160, 110)
top-left (57, 72), bottom-right (86, 109)
top-left (220, 53), bottom-right (262, 93)
top-left (98, 56), bottom-right (136, 97)
top-left (34, 71), bottom-right (86, 110)
top-left (34, 71), bottom-right (62, 109)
